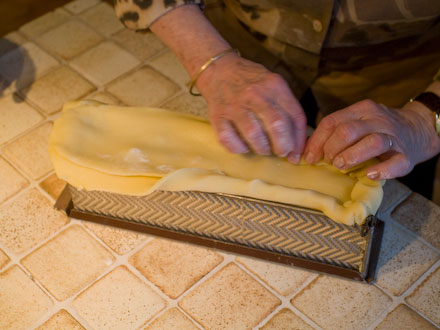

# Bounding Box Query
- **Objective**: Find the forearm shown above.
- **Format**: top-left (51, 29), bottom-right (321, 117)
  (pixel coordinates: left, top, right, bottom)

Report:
top-left (150, 5), bottom-right (231, 79)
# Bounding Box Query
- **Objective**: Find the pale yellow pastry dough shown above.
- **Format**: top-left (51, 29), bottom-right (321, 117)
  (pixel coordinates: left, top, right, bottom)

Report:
top-left (49, 100), bottom-right (384, 225)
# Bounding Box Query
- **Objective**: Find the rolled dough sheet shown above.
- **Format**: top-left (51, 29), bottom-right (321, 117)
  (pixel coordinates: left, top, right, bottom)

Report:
top-left (49, 100), bottom-right (384, 225)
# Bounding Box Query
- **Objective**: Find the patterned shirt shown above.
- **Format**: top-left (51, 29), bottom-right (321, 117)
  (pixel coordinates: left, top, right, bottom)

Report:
top-left (115, 0), bottom-right (440, 87)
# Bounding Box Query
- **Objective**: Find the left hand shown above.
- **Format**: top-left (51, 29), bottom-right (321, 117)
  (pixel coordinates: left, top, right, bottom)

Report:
top-left (303, 99), bottom-right (440, 180)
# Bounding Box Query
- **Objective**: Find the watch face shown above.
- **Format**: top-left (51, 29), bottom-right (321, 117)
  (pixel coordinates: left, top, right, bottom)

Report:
top-left (436, 113), bottom-right (440, 136)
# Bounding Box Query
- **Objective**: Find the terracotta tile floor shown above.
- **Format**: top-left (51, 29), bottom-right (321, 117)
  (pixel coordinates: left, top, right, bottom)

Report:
top-left (0, 1), bottom-right (439, 329)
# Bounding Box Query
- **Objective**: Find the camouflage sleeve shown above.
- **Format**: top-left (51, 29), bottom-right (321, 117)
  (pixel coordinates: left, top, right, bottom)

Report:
top-left (115, 0), bottom-right (204, 31)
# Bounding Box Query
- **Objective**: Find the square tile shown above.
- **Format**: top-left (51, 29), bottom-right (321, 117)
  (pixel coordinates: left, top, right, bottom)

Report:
top-left (0, 265), bottom-right (53, 330)
top-left (39, 173), bottom-right (67, 200)
top-left (179, 263), bottom-right (280, 330)
top-left (375, 220), bottom-right (439, 296)
top-left (406, 267), bottom-right (440, 325)
top-left (149, 51), bottom-right (191, 86)
top-left (130, 238), bottom-right (223, 298)
top-left (236, 256), bottom-right (315, 296)
top-left (112, 29), bottom-right (166, 61)
top-left (21, 225), bottom-right (114, 301)
top-left (392, 193), bottom-right (440, 249)
top-left (19, 8), bottom-right (71, 39)
top-left (0, 157), bottom-right (28, 204)
top-left (0, 94), bottom-right (42, 145)
top-left (73, 266), bottom-right (166, 330)
top-left (36, 20), bottom-right (103, 60)
top-left (260, 308), bottom-right (314, 330)
top-left (84, 91), bottom-right (123, 105)
top-left (3, 122), bottom-right (54, 180)
top-left (0, 248), bottom-right (9, 270)
top-left (0, 32), bottom-right (27, 55)
top-left (71, 41), bottom-right (140, 86)
top-left (376, 304), bottom-right (437, 330)
top-left (80, 3), bottom-right (124, 36)
top-left (377, 179), bottom-right (411, 218)
top-left (65, 0), bottom-right (100, 14)
top-left (22, 66), bottom-right (95, 114)
top-left (144, 308), bottom-right (198, 330)
top-left (107, 66), bottom-right (180, 106)
top-left (291, 276), bottom-right (391, 330)
top-left (84, 221), bottom-right (148, 255)
top-left (0, 42), bottom-right (59, 91)
top-left (36, 309), bottom-right (85, 330)
top-left (0, 188), bottom-right (69, 253)
top-left (162, 92), bottom-right (208, 118)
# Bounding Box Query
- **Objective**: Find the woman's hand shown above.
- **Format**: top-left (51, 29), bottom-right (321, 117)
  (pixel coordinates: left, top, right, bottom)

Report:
top-left (304, 99), bottom-right (440, 180)
top-left (197, 54), bottom-right (307, 162)
top-left (150, 5), bottom-right (306, 160)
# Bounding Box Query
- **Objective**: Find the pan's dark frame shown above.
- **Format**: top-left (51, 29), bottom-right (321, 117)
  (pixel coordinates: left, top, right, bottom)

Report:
top-left (55, 185), bottom-right (384, 283)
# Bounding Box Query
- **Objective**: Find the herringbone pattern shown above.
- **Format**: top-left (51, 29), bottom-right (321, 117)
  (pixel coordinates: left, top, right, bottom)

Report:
top-left (70, 187), bottom-right (368, 271)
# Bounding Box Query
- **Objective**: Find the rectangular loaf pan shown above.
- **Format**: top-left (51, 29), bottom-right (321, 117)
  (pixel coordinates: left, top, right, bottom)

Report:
top-left (56, 184), bottom-right (384, 283)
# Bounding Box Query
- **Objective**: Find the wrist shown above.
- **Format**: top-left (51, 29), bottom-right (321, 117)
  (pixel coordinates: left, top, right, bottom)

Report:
top-left (402, 95), bottom-right (440, 156)
top-left (195, 51), bottom-right (241, 95)
top-left (150, 5), bottom-right (231, 78)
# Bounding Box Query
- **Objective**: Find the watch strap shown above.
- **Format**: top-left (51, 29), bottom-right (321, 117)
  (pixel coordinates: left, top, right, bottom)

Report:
top-left (412, 92), bottom-right (440, 136)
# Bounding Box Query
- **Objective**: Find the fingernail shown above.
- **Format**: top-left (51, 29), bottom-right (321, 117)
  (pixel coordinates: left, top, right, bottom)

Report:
top-left (278, 150), bottom-right (289, 158)
top-left (367, 171), bottom-right (380, 180)
top-left (333, 156), bottom-right (345, 169)
top-left (231, 144), bottom-right (249, 154)
top-left (288, 153), bottom-right (301, 164)
top-left (305, 152), bottom-right (315, 164)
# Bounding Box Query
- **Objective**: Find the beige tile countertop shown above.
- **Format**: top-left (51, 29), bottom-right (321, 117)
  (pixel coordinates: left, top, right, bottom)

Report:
top-left (0, 1), bottom-right (439, 329)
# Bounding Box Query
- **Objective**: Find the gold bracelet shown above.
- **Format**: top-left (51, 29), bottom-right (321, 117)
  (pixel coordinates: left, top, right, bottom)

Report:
top-left (189, 48), bottom-right (240, 96)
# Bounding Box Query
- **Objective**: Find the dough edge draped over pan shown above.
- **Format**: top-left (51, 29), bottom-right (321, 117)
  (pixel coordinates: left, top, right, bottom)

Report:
top-left (49, 100), bottom-right (384, 226)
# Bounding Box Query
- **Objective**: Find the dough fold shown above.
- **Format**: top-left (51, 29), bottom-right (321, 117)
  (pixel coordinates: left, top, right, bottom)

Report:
top-left (49, 100), bottom-right (384, 225)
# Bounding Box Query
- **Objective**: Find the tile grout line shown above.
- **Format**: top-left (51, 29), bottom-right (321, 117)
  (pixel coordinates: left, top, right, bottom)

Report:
top-left (388, 215), bottom-right (440, 254)
top-left (288, 275), bottom-right (326, 330)
top-left (17, 7), bottom-right (73, 43)
top-left (172, 253), bottom-right (236, 301)
top-left (0, 155), bottom-right (31, 205)
top-left (233, 260), bottom-right (323, 330)
top-left (0, 165), bottom-right (55, 209)
top-left (138, 305), bottom-right (206, 330)
top-left (62, 226), bottom-right (195, 329)
top-left (3, 4), bottom-right (440, 329)
top-left (0, 113), bottom-right (55, 156)
top-left (251, 292), bottom-right (323, 330)
top-left (0, 107), bottom-right (48, 151)
top-left (174, 305), bottom-right (206, 330)
top-left (404, 302), bottom-right (440, 329)
top-left (370, 258), bottom-right (440, 328)
top-left (3, 183), bottom-right (433, 330)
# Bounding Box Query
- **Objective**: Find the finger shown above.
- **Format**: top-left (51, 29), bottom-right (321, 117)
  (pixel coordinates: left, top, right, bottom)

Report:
top-left (255, 102), bottom-right (295, 157)
top-left (322, 119), bottom-right (378, 163)
top-left (304, 104), bottom-right (366, 164)
top-left (234, 110), bottom-right (271, 155)
top-left (366, 153), bottom-right (413, 180)
top-left (276, 93), bottom-right (307, 156)
top-left (332, 133), bottom-right (394, 170)
top-left (287, 151), bottom-right (301, 164)
top-left (212, 118), bottom-right (249, 154)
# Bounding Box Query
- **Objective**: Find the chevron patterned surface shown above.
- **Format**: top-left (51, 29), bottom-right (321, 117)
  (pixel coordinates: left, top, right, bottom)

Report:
top-left (70, 186), bottom-right (369, 272)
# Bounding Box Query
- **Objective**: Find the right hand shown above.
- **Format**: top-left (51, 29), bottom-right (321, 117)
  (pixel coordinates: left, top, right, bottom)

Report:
top-left (196, 53), bottom-right (307, 163)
